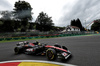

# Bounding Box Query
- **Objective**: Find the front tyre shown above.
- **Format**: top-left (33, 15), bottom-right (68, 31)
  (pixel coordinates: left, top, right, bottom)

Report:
top-left (46, 48), bottom-right (57, 60)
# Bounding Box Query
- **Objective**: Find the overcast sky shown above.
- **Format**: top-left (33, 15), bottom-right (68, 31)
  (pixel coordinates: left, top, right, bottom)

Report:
top-left (0, 0), bottom-right (100, 28)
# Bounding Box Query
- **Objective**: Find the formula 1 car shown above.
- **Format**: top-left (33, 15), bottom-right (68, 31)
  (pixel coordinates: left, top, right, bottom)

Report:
top-left (14, 41), bottom-right (71, 60)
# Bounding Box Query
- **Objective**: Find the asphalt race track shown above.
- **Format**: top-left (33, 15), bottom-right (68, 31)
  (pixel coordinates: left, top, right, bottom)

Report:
top-left (0, 35), bottom-right (100, 66)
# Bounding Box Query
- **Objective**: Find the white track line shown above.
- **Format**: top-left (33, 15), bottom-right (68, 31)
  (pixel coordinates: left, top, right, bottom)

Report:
top-left (0, 60), bottom-right (77, 66)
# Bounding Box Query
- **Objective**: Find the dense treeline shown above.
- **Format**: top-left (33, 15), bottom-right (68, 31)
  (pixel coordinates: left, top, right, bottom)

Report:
top-left (0, 0), bottom-right (55, 32)
top-left (0, 0), bottom-right (99, 32)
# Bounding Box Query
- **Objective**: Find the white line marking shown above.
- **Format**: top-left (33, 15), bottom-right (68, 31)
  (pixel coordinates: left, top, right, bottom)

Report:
top-left (0, 60), bottom-right (77, 66)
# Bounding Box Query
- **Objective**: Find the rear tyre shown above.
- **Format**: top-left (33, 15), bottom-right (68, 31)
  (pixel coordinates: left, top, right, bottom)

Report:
top-left (46, 48), bottom-right (57, 60)
top-left (14, 47), bottom-right (20, 54)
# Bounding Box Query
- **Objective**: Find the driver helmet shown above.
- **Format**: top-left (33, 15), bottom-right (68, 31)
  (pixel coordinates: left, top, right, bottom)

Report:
top-left (38, 43), bottom-right (42, 46)
top-left (35, 41), bottom-right (42, 46)
top-left (36, 41), bottom-right (39, 44)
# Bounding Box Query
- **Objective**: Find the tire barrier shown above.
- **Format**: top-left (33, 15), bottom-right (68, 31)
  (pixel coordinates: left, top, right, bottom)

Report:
top-left (34, 36), bottom-right (39, 38)
top-left (0, 38), bottom-right (4, 41)
top-left (28, 37), bottom-right (33, 39)
top-left (0, 33), bottom-right (98, 41)
top-left (21, 37), bottom-right (27, 39)
top-left (5, 38), bottom-right (12, 40)
top-left (40, 36), bottom-right (45, 38)
top-left (13, 37), bottom-right (20, 40)
top-left (56, 35), bottom-right (59, 37)
top-left (51, 36), bottom-right (54, 37)
top-left (46, 36), bottom-right (50, 38)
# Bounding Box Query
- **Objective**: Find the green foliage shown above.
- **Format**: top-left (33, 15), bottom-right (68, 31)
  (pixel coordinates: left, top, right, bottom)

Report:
top-left (13, 0), bottom-right (33, 32)
top-left (14, 0), bottom-right (33, 21)
top-left (0, 1), bottom-right (57, 32)
top-left (0, 21), bottom-right (3, 26)
top-left (52, 26), bottom-right (65, 31)
top-left (91, 19), bottom-right (100, 31)
top-left (71, 18), bottom-right (84, 31)
top-left (71, 19), bottom-right (76, 26)
top-left (29, 22), bottom-right (36, 30)
top-left (0, 11), bottom-right (15, 32)
top-left (0, 0), bottom-right (34, 32)
top-left (76, 18), bottom-right (83, 30)
top-left (17, 28), bottom-right (21, 32)
top-left (0, 21), bottom-right (4, 32)
top-left (35, 12), bottom-right (54, 31)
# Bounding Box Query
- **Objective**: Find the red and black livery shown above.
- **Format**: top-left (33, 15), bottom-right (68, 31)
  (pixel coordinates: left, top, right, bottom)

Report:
top-left (14, 41), bottom-right (71, 60)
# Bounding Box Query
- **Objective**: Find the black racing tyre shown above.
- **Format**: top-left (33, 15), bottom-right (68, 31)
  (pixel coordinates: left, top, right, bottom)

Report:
top-left (14, 47), bottom-right (20, 54)
top-left (14, 47), bottom-right (22, 54)
top-left (54, 44), bottom-right (61, 48)
top-left (46, 48), bottom-right (57, 60)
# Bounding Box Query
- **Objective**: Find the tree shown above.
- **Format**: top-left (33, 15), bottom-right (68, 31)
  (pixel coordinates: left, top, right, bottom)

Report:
top-left (76, 18), bottom-right (83, 30)
top-left (0, 11), bottom-right (14, 32)
top-left (71, 18), bottom-right (84, 31)
top-left (71, 19), bottom-right (76, 26)
top-left (0, 11), bottom-right (13, 20)
top-left (14, 0), bottom-right (32, 21)
top-left (52, 26), bottom-right (65, 31)
top-left (13, 0), bottom-right (33, 31)
top-left (35, 12), bottom-right (54, 31)
top-left (0, 20), bottom-right (4, 32)
top-left (28, 22), bottom-right (37, 30)
top-left (91, 19), bottom-right (100, 31)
